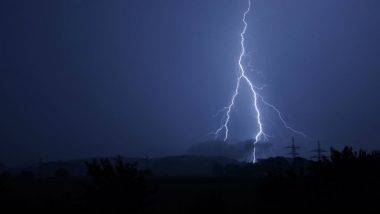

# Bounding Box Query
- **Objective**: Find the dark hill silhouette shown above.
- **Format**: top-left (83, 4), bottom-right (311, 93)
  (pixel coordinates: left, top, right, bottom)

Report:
top-left (8, 155), bottom-right (315, 178)
top-left (8, 155), bottom-right (239, 177)
top-left (0, 146), bottom-right (379, 213)
top-left (148, 155), bottom-right (238, 176)
top-left (186, 140), bottom-right (254, 161)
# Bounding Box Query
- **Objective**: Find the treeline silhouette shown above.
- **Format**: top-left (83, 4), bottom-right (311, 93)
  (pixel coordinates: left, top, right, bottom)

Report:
top-left (257, 147), bottom-right (380, 212)
top-left (83, 157), bottom-right (153, 213)
top-left (0, 147), bottom-right (379, 213)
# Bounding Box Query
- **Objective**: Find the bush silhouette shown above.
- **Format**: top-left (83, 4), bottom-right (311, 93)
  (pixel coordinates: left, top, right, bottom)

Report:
top-left (257, 146), bottom-right (380, 212)
top-left (83, 156), bottom-right (153, 214)
top-left (54, 168), bottom-right (70, 179)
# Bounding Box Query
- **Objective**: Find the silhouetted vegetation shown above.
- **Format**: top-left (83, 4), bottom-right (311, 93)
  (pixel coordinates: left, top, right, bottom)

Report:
top-left (0, 147), bottom-right (378, 213)
top-left (257, 146), bottom-right (380, 212)
top-left (83, 157), bottom-right (153, 213)
top-left (54, 168), bottom-right (70, 179)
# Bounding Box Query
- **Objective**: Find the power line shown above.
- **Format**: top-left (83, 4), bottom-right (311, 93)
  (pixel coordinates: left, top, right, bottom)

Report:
top-left (311, 140), bottom-right (327, 162)
top-left (286, 137), bottom-right (300, 159)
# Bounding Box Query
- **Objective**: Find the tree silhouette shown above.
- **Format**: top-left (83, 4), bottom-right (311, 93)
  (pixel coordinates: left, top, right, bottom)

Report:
top-left (54, 168), bottom-right (70, 179)
top-left (83, 156), bottom-right (153, 214)
top-left (257, 146), bottom-right (380, 212)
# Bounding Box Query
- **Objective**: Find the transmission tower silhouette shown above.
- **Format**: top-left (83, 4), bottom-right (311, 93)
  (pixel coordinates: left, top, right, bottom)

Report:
top-left (311, 140), bottom-right (326, 161)
top-left (286, 137), bottom-right (300, 158)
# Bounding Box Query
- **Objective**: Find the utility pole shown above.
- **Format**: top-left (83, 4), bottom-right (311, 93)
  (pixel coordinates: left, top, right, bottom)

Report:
top-left (312, 140), bottom-right (326, 162)
top-left (286, 137), bottom-right (300, 159)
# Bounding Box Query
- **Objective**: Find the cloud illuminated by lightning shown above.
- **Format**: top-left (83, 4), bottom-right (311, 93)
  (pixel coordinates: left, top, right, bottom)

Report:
top-left (214, 0), bottom-right (305, 162)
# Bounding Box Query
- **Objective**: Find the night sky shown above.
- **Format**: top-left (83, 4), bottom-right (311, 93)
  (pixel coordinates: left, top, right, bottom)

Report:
top-left (1, 0), bottom-right (379, 165)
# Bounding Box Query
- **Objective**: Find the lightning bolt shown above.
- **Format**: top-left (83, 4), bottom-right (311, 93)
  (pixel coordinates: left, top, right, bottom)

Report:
top-left (215, 0), bottom-right (306, 163)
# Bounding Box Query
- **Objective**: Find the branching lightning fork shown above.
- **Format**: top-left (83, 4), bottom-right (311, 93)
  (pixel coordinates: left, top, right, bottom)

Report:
top-left (214, 0), bottom-right (305, 163)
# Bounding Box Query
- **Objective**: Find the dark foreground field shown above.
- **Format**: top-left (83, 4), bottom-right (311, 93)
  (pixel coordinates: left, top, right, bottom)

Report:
top-left (1, 147), bottom-right (379, 213)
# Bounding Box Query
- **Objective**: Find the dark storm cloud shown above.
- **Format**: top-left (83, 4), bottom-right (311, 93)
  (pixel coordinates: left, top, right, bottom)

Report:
top-left (0, 0), bottom-right (379, 164)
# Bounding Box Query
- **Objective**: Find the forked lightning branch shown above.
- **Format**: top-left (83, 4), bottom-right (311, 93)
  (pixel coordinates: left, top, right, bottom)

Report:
top-left (214, 0), bottom-right (305, 162)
